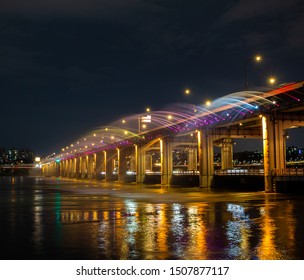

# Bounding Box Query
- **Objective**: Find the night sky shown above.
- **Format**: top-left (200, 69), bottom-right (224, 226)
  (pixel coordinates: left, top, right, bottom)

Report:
top-left (1, 0), bottom-right (303, 156)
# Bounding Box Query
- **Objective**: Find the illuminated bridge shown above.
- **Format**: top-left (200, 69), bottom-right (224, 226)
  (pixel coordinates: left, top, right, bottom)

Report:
top-left (42, 80), bottom-right (304, 192)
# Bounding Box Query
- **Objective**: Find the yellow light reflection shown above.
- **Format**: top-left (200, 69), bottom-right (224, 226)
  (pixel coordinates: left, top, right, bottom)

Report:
top-left (184, 204), bottom-right (208, 259)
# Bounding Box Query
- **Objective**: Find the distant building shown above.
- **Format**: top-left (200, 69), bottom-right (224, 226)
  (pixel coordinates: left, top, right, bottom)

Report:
top-left (286, 146), bottom-right (304, 162)
top-left (0, 148), bottom-right (34, 164)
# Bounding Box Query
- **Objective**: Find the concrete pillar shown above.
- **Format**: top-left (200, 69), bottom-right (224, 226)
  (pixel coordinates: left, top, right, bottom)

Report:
top-left (161, 137), bottom-right (173, 185)
top-left (119, 147), bottom-right (136, 182)
top-left (187, 147), bottom-right (197, 171)
top-left (145, 153), bottom-right (153, 172)
top-left (67, 159), bottom-right (72, 178)
top-left (71, 158), bottom-right (77, 178)
top-left (80, 156), bottom-right (87, 178)
top-left (55, 162), bottom-right (60, 177)
top-left (87, 154), bottom-right (95, 179)
top-left (130, 154), bottom-right (136, 173)
top-left (95, 152), bottom-right (103, 179)
top-left (66, 159), bottom-right (70, 178)
top-left (105, 150), bottom-right (116, 181)
top-left (43, 164), bottom-right (48, 176)
top-left (65, 159), bottom-right (69, 177)
top-left (136, 144), bottom-right (145, 184)
top-left (60, 162), bottom-right (64, 177)
top-left (45, 160), bottom-right (66, 177)
top-left (43, 164), bottom-right (50, 177)
top-left (198, 130), bottom-right (214, 188)
top-left (64, 160), bottom-right (69, 177)
top-left (75, 157), bottom-right (81, 178)
top-left (102, 151), bottom-right (107, 179)
top-left (118, 148), bottom-right (128, 183)
top-left (47, 164), bottom-right (50, 176)
top-left (50, 163), bottom-right (54, 176)
top-left (50, 163), bottom-right (53, 176)
top-left (262, 115), bottom-right (286, 192)
top-left (62, 160), bottom-right (66, 177)
top-left (220, 138), bottom-right (233, 170)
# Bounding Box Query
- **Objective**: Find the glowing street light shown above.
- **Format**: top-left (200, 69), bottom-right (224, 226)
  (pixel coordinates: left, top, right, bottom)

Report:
top-left (185, 89), bottom-right (191, 95)
top-left (268, 77), bottom-right (276, 86)
top-left (205, 100), bottom-right (211, 107)
top-left (255, 55), bottom-right (262, 62)
top-left (245, 54), bottom-right (262, 91)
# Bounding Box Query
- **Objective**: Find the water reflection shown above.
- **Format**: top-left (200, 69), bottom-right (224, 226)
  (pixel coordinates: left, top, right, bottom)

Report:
top-left (1, 177), bottom-right (304, 260)
top-left (226, 204), bottom-right (251, 259)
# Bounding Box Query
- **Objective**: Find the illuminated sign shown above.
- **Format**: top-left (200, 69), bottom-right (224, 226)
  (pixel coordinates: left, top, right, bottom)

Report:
top-left (141, 115), bottom-right (151, 123)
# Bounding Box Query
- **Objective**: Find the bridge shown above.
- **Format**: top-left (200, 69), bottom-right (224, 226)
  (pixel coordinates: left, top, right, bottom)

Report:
top-left (41, 80), bottom-right (304, 192)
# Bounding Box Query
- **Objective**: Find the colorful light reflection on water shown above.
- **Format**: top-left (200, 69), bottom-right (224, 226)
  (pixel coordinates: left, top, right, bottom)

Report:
top-left (0, 176), bottom-right (304, 260)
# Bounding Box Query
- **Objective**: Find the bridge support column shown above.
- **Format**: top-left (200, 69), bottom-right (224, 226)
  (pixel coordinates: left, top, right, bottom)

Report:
top-left (102, 151), bottom-right (107, 180)
top-left (60, 161), bottom-right (64, 177)
top-left (262, 115), bottom-right (286, 192)
top-left (43, 164), bottom-right (49, 176)
top-left (198, 130), bottom-right (214, 188)
top-left (130, 154), bottom-right (136, 173)
top-left (105, 150), bottom-right (116, 181)
top-left (187, 147), bottom-right (197, 171)
top-left (136, 144), bottom-right (145, 184)
top-left (118, 147), bottom-right (135, 183)
top-left (75, 157), bottom-right (81, 178)
top-left (161, 137), bottom-right (173, 185)
top-left (145, 153), bottom-right (153, 172)
top-left (87, 154), bottom-right (95, 179)
top-left (71, 158), bottom-right (76, 178)
top-left (65, 159), bottom-right (69, 177)
top-left (220, 138), bottom-right (233, 170)
top-left (55, 162), bottom-right (60, 177)
top-left (44, 162), bottom-right (58, 177)
top-left (50, 163), bottom-right (54, 176)
top-left (64, 160), bottom-right (69, 177)
top-left (95, 152), bottom-right (103, 179)
top-left (66, 159), bottom-right (70, 178)
top-left (49, 163), bottom-right (54, 176)
top-left (42, 164), bottom-right (47, 176)
top-left (80, 156), bottom-right (88, 178)
top-left (118, 148), bottom-right (127, 183)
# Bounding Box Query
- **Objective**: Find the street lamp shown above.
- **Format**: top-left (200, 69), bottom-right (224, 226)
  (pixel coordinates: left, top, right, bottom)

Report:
top-left (245, 55), bottom-right (262, 91)
top-left (185, 89), bottom-right (191, 95)
top-left (268, 76), bottom-right (276, 86)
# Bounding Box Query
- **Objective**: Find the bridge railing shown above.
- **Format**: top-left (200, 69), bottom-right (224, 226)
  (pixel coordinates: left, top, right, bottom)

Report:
top-left (273, 168), bottom-right (304, 176)
top-left (145, 170), bottom-right (200, 175)
top-left (0, 164), bottom-right (37, 169)
top-left (214, 169), bottom-right (264, 176)
top-left (214, 168), bottom-right (304, 176)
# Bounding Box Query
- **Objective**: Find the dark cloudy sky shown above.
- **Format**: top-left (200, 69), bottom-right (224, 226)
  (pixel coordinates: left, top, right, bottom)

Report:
top-left (1, 0), bottom-right (303, 155)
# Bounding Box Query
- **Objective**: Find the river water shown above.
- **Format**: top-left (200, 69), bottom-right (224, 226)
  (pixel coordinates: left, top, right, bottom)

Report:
top-left (1, 176), bottom-right (304, 260)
